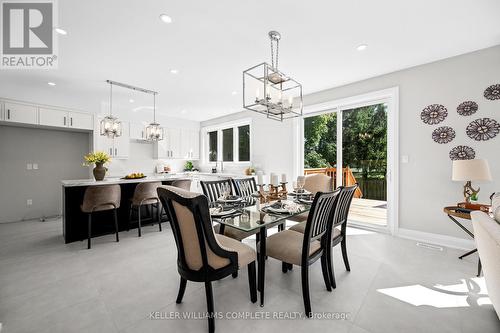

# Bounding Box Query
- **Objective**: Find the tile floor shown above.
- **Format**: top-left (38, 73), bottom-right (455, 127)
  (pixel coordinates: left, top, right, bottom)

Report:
top-left (0, 218), bottom-right (498, 333)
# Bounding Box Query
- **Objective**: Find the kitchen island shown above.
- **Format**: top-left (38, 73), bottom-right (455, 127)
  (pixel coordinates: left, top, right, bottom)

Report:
top-left (61, 172), bottom-right (248, 243)
top-left (62, 174), bottom-right (194, 243)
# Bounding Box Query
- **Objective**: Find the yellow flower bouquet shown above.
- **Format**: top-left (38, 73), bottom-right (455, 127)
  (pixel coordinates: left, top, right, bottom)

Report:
top-left (83, 151), bottom-right (111, 181)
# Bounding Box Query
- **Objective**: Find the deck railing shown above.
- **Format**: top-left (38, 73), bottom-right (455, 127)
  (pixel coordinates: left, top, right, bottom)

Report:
top-left (304, 167), bottom-right (363, 198)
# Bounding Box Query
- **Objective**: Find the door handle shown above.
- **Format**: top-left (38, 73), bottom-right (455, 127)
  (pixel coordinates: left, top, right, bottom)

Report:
top-left (110, 148), bottom-right (112, 155)
top-left (70, 117), bottom-right (73, 126)
top-left (7, 109), bottom-right (10, 119)
top-left (64, 117), bottom-right (66, 126)
top-left (115, 148), bottom-right (117, 156)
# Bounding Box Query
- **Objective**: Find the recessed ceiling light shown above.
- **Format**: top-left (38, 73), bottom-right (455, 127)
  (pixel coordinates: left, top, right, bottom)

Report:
top-left (180, 109), bottom-right (187, 114)
top-left (47, 82), bottom-right (56, 86)
top-left (159, 14), bottom-right (172, 24)
top-left (54, 28), bottom-right (67, 35)
top-left (231, 91), bottom-right (238, 95)
top-left (129, 99), bottom-right (134, 103)
top-left (356, 44), bottom-right (368, 51)
top-left (170, 69), bottom-right (179, 74)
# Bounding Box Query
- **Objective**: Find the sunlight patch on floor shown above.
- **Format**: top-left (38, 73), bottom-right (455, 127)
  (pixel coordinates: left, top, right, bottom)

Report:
top-left (377, 277), bottom-right (491, 308)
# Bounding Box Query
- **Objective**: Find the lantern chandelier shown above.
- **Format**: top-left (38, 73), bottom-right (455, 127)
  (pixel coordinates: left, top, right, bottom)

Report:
top-left (100, 80), bottom-right (122, 138)
top-left (101, 80), bottom-right (163, 141)
top-left (243, 31), bottom-right (303, 121)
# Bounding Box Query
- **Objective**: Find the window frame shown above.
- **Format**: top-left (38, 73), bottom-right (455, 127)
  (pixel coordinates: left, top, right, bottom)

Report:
top-left (202, 118), bottom-right (252, 165)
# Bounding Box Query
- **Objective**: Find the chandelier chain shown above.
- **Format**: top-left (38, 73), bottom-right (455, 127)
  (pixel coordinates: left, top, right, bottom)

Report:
top-left (109, 82), bottom-right (113, 117)
top-left (270, 37), bottom-right (279, 70)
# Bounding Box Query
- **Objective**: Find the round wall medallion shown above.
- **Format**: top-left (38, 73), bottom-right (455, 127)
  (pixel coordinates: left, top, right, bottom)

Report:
top-left (456, 101), bottom-right (478, 116)
top-left (449, 146), bottom-right (475, 160)
top-left (484, 84), bottom-right (500, 100)
top-left (421, 104), bottom-right (448, 125)
top-left (432, 126), bottom-right (455, 144)
top-left (466, 118), bottom-right (500, 141)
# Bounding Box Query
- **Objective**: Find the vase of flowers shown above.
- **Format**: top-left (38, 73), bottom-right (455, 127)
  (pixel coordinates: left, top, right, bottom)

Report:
top-left (83, 151), bottom-right (111, 181)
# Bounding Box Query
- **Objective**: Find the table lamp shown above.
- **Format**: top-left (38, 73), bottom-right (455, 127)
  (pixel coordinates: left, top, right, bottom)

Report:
top-left (452, 159), bottom-right (492, 203)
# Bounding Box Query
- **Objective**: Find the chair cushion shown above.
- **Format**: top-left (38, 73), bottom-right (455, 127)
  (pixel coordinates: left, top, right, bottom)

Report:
top-left (261, 230), bottom-right (321, 266)
top-left (287, 212), bottom-right (308, 223)
top-left (130, 198), bottom-right (159, 206)
top-left (213, 224), bottom-right (258, 241)
top-left (289, 222), bottom-right (341, 239)
top-left (215, 234), bottom-right (256, 268)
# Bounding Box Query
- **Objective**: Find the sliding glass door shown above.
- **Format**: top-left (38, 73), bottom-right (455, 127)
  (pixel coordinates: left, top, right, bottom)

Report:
top-left (303, 101), bottom-right (390, 230)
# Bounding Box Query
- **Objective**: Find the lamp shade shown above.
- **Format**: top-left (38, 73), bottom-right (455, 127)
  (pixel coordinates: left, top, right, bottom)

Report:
top-left (452, 159), bottom-right (492, 181)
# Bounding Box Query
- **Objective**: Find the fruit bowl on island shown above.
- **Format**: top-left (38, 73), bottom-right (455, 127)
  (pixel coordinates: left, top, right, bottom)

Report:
top-left (122, 172), bottom-right (146, 179)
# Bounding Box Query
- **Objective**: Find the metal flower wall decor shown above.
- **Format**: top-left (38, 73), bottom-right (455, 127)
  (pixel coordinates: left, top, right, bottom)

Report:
top-left (466, 118), bottom-right (500, 141)
top-left (432, 126), bottom-right (455, 144)
top-left (456, 101), bottom-right (478, 116)
top-left (449, 145), bottom-right (475, 160)
top-left (421, 104), bottom-right (448, 125)
top-left (484, 84), bottom-right (500, 100)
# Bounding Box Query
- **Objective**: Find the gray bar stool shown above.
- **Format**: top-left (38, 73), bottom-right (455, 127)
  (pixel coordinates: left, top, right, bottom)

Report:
top-left (80, 184), bottom-right (121, 249)
top-left (129, 181), bottom-right (162, 237)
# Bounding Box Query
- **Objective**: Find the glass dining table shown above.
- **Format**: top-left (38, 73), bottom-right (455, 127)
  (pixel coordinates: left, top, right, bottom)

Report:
top-left (212, 200), bottom-right (311, 307)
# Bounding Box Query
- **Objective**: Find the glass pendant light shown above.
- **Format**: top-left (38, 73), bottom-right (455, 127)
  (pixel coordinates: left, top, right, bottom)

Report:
top-left (145, 93), bottom-right (164, 141)
top-left (100, 81), bottom-right (122, 138)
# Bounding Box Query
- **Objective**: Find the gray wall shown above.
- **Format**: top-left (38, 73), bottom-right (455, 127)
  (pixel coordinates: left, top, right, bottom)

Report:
top-left (0, 126), bottom-right (91, 223)
top-left (201, 45), bottom-right (500, 241)
top-left (305, 45), bottom-right (500, 239)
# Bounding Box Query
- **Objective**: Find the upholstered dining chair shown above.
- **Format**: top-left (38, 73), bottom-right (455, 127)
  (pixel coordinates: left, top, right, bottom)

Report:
top-left (289, 184), bottom-right (358, 288)
top-left (200, 179), bottom-right (258, 242)
top-left (263, 189), bottom-right (341, 316)
top-left (171, 179), bottom-right (192, 191)
top-left (289, 173), bottom-right (334, 223)
top-left (80, 184), bottom-right (121, 249)
top-left (129, 181), bottom-right (162, 237)
top-left (157, 186), bottom-right (257, 333)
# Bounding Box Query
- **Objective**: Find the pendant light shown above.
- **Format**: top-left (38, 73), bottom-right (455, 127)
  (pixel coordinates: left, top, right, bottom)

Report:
top-left (100, 80), bottom-right (122, 138)
top-left (145, 92), bottom-right (164, 141)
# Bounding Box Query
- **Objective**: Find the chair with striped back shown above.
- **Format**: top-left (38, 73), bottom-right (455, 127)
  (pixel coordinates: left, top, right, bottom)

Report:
top-left (232, 177), bottom-right (258, 203)
top-left (200, 179), bottom-right (258, 243)
top-left (264, 189), bottom-right (341, 316)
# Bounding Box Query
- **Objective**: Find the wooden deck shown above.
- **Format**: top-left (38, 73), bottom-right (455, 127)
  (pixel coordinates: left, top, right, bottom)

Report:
top-left (348, 198), bottom-right (387, 226)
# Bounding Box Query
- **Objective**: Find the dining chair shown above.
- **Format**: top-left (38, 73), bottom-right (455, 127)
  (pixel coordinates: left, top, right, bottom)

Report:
top-left (129, 181), bottom-right (162, 237)
top-left (263, 189), bottom-right (341, 316)
top-left (80, 184), bottom-right (121, 249)
top-left (232, 177), bottom-right (258, 199)
top-left (289, 173), bottom-right (334, 223)
top-left (289, 184), bottom-right (358, 288)
top-left (171, 179), bottom-right (192, 191)
top-left (201, 179), bottom-right (258, 243)
top-left (157, 185), bottom-right (257, 333)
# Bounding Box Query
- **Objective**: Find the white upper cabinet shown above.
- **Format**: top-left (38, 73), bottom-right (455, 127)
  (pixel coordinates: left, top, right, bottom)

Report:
top-left (3, 102), bottom-right (38, 125)
top-left (68, 111), bottom-right (93, 130)
top-left (181, 129), bottom-right (200, 160)
top-left (155, 128), bottom-right (199, 160)
top-left (39, 108), bottom-right (93, 130)
top-left (169, 128), bottom-right (182, 159)
top-left (130, 122), bottom-right (146, 141)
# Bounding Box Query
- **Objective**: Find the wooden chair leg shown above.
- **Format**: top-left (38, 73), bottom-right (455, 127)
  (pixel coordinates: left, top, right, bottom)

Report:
top-left (327, 246), bottom-right (336, 289)
top-left (287, 263), bottom-right (293, 270)
top-left (204, 281), bottom-right (215, 333)
top-left (113, 209), bottom-right (119, 242)
top-left (341, 239), bottom-right (350, 271)
top-left (232, 271), bottom-right (238, 278)
top-left (137, 205), bottom-right (142, 237)
top-left (248, 262), bottom-right (257, 303)
top-left (301, 265), bottom-right (312, 317)
top-left (87, 213), bottom-right (92, 249)
top-left (282, 262), bottom-right (288, 273)
top-left (176, 277), bottom-right (187, 304)
top-left (321, 253), bottom-right (332, 292)
top-left (128, 204), bottom-right (132, 231)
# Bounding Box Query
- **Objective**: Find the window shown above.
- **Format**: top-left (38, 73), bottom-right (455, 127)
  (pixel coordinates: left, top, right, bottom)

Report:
top-left (238, 125), bottom-right (250, 162)
top-left (203, 119), bottom-right (252, 163)
top-left (208, 131), bottom-right (218, 162)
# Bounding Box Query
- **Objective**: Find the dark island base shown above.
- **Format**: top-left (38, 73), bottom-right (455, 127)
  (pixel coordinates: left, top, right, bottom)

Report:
top-left (63, 180), bottom-right (180, 243)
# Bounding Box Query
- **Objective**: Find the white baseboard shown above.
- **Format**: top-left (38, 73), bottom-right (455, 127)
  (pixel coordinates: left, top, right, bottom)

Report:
top-left (396, 228), bottom-right (475, 251)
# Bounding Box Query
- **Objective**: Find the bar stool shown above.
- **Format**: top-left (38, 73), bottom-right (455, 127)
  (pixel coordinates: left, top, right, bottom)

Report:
top-left (80, 184), bottom-right (121, 249)
top-left (129, 181), bottom-right (162, 237)
top-left (170, 179), bottom-right (192, 191)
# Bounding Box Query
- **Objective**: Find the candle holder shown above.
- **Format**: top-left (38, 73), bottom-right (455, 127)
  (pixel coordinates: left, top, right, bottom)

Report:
top-left (256, 183), bottom-right (288, 203)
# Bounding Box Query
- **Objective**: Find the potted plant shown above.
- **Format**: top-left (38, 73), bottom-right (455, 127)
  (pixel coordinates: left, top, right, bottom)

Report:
top-left (184, 161), bottom-right (194, 172)
top-left (83, 151), bottom-right (111, 181)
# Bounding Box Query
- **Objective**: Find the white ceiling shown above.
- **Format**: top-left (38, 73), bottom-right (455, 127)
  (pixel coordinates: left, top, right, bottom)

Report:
top-left (1, 0), bottom-right (500, 121)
